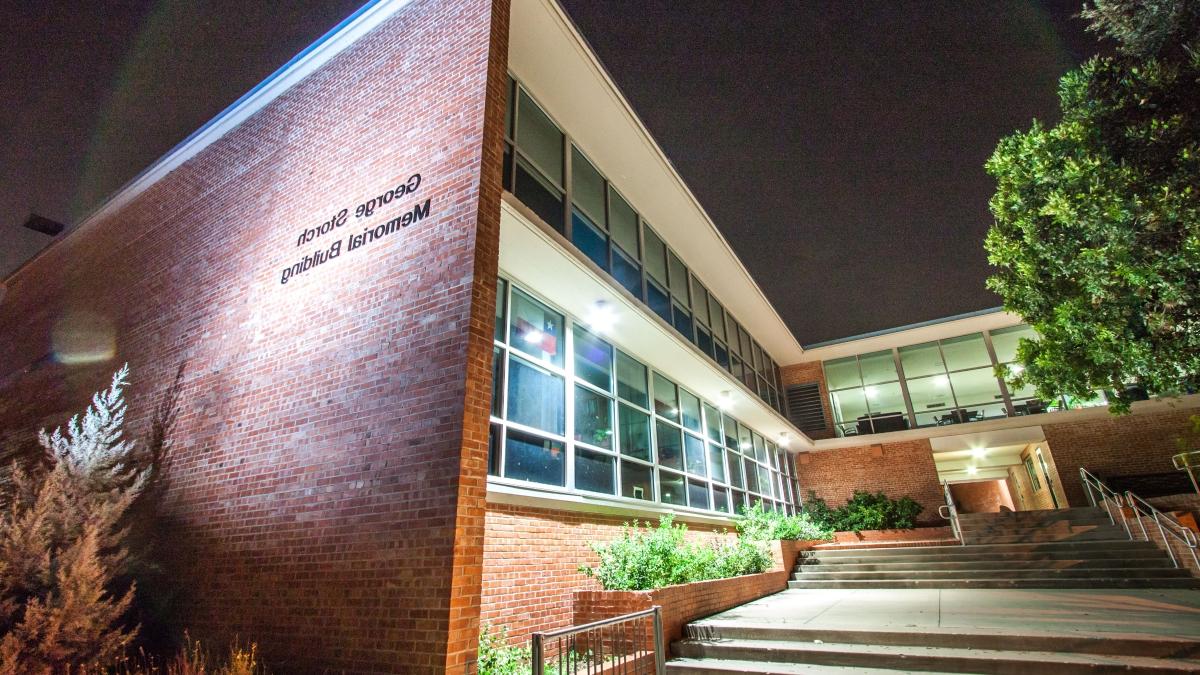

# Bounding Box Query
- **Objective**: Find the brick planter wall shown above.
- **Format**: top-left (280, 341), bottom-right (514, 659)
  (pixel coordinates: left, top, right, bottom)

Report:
top-left (570, 538), bottom-right (819, 655)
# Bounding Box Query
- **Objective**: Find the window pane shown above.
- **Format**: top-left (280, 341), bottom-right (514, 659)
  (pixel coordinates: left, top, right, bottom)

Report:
top-left (991, 324), bottom-right (1038, 364)
top-left (571, 147), bottom-right (605, 224)
top-left (692, 280), bottom-right (710, 326)
top-left (726, 316), bottom-right (740, 355)
top-left (709, 297), bottom-right (726, 341)
top-left (612, 248), bottom-right (642, 298)
top-left (575, 448), bottom-right (615, 494)
top-left (697, 326), bottom-right (714, 358)
top-left (949, 367), bottom-right (1004, 406)
top-left (758, 465), bottom-right (773, 497)
top-left (743, 458), bottom-right (760, 492)
top-left (618, 404), bottom-right (652, 461)
top-left (900, 342), bottom-right (946, 378)
top-left (573, 325), bottom-right (613, 391)
top-left (714, 341), bottom-right (729, 369)
top-left (906, 374), bottom-right (955, 423)
top-left (571, 210), bottom-right (608, 271)
top-left (752, 432), bottom-right (765, 462)
top-left (659, 471), bottom-right (686, 506)
top-left (488, 423), bottom-right (501, 476)
top-left (671, 304), bottom-right (693, 341)
top-left (616, 351), bottom-right (648, 407)
top-left (739, 326), bottom-right (752, 360)
top-left (510, 288), bottom-right (564, 366)
top-left (859, 350), bottom-right (899, 384)
top-left (713, 486), bottom-right (730, 513)
top-left (621, 461), bottom-right (653, 501)
top-left (653, 372), bottom-right (679, 420)
top-left (609, 190), bottom-right (639, 256)
top-left (942, 333), bottom-right (991, 371)
top-left (504, 428), bottom-right (564, 486)
top-left (824, 357), bottom-right (860, 390)
top-left (515, 160), bottom-right (563, 232)
top-left (703, 403), bottom-right (722, 443)
top-left (507, 356), bottom-right (565, 434)
top-left (684, 433), bottom-right (706, 477)
top-left (737, 420), bottom-right (753, 453)
top-left (517, 91), bottom-right (563, 184)
top-left (491, 346), bottom-right (504, 417)
top-left (644, 226), bottom-right (667, 284)
top-left (865, 381), bottom-right (906, 417)
top-left (708, 442), bottom-right (726, 482)
top-left (722, 414), bottom-right (738, 448)
top-left (679, 389), bottom-right (702, 433)
top-left (494, 278), bottom-right (507, 342)
top-left (656, 420), bottom-right (682, 469)
top-left (646, 280), bottom-right (671, 324)
top-left (575, 385), bottom-right (613, 449)
top-left (668, 250), bottom-right (689, 303)
top-left (830, 387), bottom-right (869, 428)
top-left (688, 479), bottom-right (710, 510)
top-left (727, 449), bottom-right (743, 488)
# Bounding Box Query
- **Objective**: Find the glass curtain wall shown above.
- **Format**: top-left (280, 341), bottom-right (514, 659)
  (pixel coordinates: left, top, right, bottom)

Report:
top-left (490, 276), bottom-right (799, 515)
top-left (502, 77), bottom-right (785, 415)
top-left (822, 325), bottom-right (1113, 437)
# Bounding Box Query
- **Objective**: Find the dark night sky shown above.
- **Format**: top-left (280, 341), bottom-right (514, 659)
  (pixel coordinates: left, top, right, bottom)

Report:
top-left (0, 1), bottom-right (1104, 344)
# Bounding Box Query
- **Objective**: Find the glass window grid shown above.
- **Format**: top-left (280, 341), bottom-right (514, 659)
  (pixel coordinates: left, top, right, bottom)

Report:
top-left (822, 325), bottom-right (1114, 437)
top-left (490, 276), bottom-right (796, 515)
top-left (824, 351), bottom-right (906, 436)
top-left (503, 76), bottom-right (783, 415)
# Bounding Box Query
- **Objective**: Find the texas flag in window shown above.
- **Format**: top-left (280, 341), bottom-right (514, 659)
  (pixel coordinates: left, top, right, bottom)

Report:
top-left (515, 318), bottom-right (558, 357)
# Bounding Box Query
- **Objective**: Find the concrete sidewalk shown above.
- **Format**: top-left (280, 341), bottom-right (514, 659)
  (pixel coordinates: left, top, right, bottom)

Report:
top-left (693, 588), bottom-right (1200, 640)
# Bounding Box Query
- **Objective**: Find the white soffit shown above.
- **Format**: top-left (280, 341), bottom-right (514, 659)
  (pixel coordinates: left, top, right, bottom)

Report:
top-left (798, 311), bottom-right (1025, 362)
top-left (507, 0), bottom-right (804, 363)
top-left (929, 426), bottom-right (1046, 454)
top-left (499, 199), bottom-right (807, 448)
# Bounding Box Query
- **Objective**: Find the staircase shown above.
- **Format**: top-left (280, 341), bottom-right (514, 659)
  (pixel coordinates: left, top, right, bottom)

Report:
top-left (668, 507), bottom-right (1200, 673)
top-left (788, 507), bottom-right (1200, 590)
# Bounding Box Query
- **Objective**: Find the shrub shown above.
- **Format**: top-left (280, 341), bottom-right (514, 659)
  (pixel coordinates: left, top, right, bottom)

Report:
top-left (579, 516), bottom-right (771, 591)
top-left (803, 491), bottom-right (924, 533)
top-left (0, 366), bottom-right (145, 673)
top-left (735, 501), bottom-right (833, 542)
top-left (477, 624), bottom-right (529, 675)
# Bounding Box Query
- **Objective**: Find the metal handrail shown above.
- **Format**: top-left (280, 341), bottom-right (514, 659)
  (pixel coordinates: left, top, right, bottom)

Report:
top-left (1078, 467), bottom-right (1200, 571)
top-left (531, 606), bottom-right (664, 674)
top-left (939, 481), bottom-right (965, 545)
top-left (1123, 489), bottom-right (1200, 570)
top-left (1172, 450), bottom-right (1200, 494)
top-left (1078, 467), bottom-right (1131, 536)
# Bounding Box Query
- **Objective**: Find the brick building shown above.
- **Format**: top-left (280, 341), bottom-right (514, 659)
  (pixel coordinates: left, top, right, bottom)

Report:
top-left (0, 0), bottom-right (1196, 671)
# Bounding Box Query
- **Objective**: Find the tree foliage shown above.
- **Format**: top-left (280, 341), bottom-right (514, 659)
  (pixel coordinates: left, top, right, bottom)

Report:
top-left (0, 366), bottom-right (146, 673)
top-left (985, 0), bottom-right (1200, 412)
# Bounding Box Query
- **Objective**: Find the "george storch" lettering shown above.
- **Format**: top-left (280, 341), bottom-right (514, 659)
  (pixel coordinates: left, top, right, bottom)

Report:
top-left (281, 173), bottom-right (430, 284)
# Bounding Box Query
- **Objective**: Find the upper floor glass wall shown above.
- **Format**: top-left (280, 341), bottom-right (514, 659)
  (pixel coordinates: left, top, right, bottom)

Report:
top-left (490, 276), bottom-right (800, 516)
top-left (823, 325), bottom-right (1110, 437)
top-left (502, 77), bottom-right (785, 415)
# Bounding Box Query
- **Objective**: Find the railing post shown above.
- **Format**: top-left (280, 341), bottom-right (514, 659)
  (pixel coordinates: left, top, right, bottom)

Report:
top-left (652, 606), bottom-right (666, 675)
top-left (531, 633), bottom-right (544, 675)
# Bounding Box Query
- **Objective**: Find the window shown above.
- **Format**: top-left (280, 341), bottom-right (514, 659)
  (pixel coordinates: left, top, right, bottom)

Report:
top-left (824, 350), bottom-right (905, 436)
top-left (510, 289), bottom-right (564, 366)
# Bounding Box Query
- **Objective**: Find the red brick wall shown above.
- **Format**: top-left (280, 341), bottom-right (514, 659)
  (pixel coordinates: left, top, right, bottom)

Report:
top-left (480, 502), bottom-right (736, 645)
top-left (1044, 408), bottom-right (1198, 507)
top-left (781, 361), bottom-right (836, 440)
top-left (949, 479), bottom-right (1013, 514)
top-left (795, 439), bottom-right (944, 525)
top-left (0, 0), bottom-right (508, 671)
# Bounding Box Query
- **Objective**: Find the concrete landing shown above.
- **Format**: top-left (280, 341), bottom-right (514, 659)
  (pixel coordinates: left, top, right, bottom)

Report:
top-left (691, 588), bottom-right (1200, 639)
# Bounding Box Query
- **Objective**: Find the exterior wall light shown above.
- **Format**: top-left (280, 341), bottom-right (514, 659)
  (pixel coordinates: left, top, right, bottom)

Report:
top-left (966, 465), bottom-right (978, 476)
top-left (585, 300), bottom-right (617, 334)
top-left (717, 390), bottom-right (733, 410)
top-left (778, 432), bottom-right (790, 447)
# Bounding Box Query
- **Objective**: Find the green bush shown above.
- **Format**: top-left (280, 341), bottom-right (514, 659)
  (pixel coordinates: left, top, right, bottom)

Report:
top-left (735, 501), bottom-right (833, 542)
top-left (477, 624), bottom-right (530, 675)
top-left (803, 491), bottom-right (923, 533)
top-left (579, 516), bottom-right (772, 591)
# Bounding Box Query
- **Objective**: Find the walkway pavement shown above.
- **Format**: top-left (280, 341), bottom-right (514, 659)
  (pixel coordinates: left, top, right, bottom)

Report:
top-left (692, 588), bottom-right (1200, 640)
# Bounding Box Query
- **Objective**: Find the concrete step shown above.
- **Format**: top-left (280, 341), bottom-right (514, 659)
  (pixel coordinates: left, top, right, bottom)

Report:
top-left (957, 508), bottom-right (1111, 524)
top-left (965, 531), bottom-right (1131, 545)
top-left (794, 557), bottom-right (1175, 572)
top-left (791, 567), bottom-right (1193, 581)
top-left (682, 623), bottom-right (1200, 659)
top-left (671, 637), bottom-right (1200, 674)
top-left (666, 657), bottom-right (957, 674)
top-left (959, 521), bottom-right (1122, 534)
top-left (805, 540), bottom-right (1160, 561)
top-left (787, 577), bottom-right (1200, 590)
